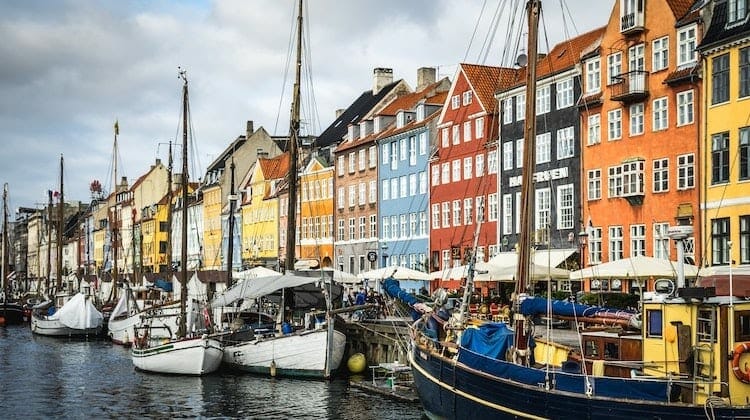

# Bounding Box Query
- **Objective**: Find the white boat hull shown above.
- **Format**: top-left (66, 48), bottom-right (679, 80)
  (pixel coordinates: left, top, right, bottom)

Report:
top-left (108, 303), bottom-right (180, 346)
top-left (131, 336), bottom-right (224, 375)
top-left (223, 329), bottom-right (346, 378)
top-left (30, 313), bottom-right (101, 337)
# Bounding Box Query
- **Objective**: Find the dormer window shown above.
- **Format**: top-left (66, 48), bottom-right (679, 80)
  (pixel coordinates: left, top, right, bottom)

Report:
top-left (451, 95), bottom-right (460, 110)
top-left (728, 0), bottom-right (749, 25)
top-left (347, 124), bottom-right (360, 141)
top-left (462, 91), bottom-right (473, 106)
top-left (416, 104), bottom-right (425, 121)
top-left (620, 0), bottom-right (644, 34)
top-left (677, 25), bottom-right (697, 67)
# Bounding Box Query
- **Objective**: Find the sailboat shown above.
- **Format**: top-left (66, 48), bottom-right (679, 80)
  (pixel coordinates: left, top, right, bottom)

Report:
top-left (1, 183), bottom-right (25, 325)
top-left (408, 1), bottom-right (750, 418)
top-left (130, 69), bottom-right (223, 375)
top-left (215, 0), bottom-right (346, 379)
top-left (30, 155), bottom-right (104, 337)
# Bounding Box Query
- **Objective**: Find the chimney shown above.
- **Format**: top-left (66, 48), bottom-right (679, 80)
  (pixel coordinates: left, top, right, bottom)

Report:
top-left (335, 109), bottom-right (345, 119)
top-left (257, 148), bottom-right (269, 159)
top-left (246, 120), bottom-right (254, 138)
top-left (118, 176), bottom-right (128, 193)
top-left (416, 67), bottom-right (436, 91)
top-left (373, 68), bottom-right (393, 95)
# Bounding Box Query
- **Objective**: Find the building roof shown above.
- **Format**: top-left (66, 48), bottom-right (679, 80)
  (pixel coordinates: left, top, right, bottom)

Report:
top-left (315, 80), bottom-right (403, 148)
top-left (461, 63), bottom-right (518, 108)
top-left (258, 152), bottom-right (290, 181)
top-left (503, 26), bottom-right (606, 91)
top-left (699, 0), bottom-right (750, 52)
top-left (666, 0), bottom-right (697, 21)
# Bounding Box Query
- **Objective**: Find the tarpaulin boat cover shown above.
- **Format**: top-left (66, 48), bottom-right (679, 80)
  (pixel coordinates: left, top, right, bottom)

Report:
top-left (50, 293), bottom-right (104, 329)
top-left (383, 278), bottom-right (423, 320)
top-left (154, 279), bottom-right (173, 292)
top-left (460, 322), bottom-right (514, 360)
top-left (519, 296), bottom-right (635, 322)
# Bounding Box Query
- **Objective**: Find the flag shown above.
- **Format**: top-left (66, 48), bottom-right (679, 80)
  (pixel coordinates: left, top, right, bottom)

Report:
top-left (114, 120), bottom-right (119, 135)
top-left (586, 216), bottom-right (594, 236)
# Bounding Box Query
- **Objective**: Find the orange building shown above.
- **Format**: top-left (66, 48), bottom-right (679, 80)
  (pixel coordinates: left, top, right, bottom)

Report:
top-left (297, 155), bottom-right (334, 269)
top-left (579, 0), bottom-right (703, 293)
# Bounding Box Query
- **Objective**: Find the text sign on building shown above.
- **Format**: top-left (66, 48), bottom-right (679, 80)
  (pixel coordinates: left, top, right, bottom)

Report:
top-left (508, 166), bottom-right (569, 188)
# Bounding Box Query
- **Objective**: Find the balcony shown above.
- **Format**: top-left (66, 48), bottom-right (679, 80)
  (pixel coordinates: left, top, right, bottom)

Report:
top-left (610, 71), bottom-right (649, 104)
top-left (620, 12), bottom-right (644, 35)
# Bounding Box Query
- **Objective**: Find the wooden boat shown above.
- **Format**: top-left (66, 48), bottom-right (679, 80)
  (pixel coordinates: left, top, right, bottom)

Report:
top-left (1, 183), bottom-right (25, 325)
top-left (30, 292), bottom-right (103, 337)
top-left (130, 69), bottom-right (222, 375)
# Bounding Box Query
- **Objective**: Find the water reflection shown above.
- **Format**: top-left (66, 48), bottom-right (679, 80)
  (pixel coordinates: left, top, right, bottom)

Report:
top-left (1, 326), bottom-right (424, 419)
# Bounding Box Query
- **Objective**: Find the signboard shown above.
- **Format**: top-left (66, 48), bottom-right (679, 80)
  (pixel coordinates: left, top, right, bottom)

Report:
top-left (367, 251), bottom-right (377, 262)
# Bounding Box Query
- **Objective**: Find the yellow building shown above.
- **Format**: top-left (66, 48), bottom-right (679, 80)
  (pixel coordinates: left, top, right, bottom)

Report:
top-left (698, 2), bottom-right (750, 274)
top-left (298, 155), bottom-right (334, 268)
top-left (240, 153), bottom-right (289, 268)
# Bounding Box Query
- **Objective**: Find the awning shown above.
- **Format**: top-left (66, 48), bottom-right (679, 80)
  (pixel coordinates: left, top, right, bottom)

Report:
top-left (294, 259), bottom-right (320, 269)
top-left (488, 248), bottom-right (577, 269)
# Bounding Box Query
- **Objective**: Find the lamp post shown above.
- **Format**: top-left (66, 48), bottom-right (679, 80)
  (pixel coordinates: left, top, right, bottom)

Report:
top-left (578, 229), bottom-right (588, 294)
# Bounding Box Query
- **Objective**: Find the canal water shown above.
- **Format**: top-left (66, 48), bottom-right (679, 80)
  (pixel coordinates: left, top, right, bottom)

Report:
top-left (0, 326), bottom-right (425, 419)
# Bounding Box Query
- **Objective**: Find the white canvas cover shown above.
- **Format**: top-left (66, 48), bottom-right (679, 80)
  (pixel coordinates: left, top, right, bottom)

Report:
top-left (568, 255), bottom-right (700, 280)
top-left (50, 293), bottom-right (104, 329)
top-left (210, 274), bottom-right (322, 308)
top-left (233, 266), bottom-right (281, 280)
top-left (358, 265), bottom-right (430, 281)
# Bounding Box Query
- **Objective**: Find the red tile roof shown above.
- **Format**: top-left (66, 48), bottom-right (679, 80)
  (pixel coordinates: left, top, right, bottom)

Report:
top-left (461, 63), bottom-right (518, 110)
top-left (666, 0), bottom-right (695, 20)
top-left (259, 153), bottom-right (290, 180)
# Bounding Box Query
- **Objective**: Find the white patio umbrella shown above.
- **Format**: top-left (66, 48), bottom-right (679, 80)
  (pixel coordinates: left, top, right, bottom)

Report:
top-left (569, 255), bottom-right (699, 280)
top-left (358, 265), bottom-right (431, 281)
top-left (233, 266), bottom-right (281, 281)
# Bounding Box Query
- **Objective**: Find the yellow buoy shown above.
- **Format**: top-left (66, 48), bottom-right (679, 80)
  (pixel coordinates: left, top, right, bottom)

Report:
top-left (347, 352), bottom-right (366, 374)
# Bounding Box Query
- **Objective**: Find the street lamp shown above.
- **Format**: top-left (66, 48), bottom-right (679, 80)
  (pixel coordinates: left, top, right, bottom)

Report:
top-left (578, 229), bottom-right (588, 268)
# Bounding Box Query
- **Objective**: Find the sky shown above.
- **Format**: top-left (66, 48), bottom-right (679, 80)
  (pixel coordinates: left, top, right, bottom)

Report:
top-left (0, 0), bottom-right (614, 213)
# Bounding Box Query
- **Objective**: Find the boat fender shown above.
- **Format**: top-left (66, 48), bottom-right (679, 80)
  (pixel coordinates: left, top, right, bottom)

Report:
top-left (731, 342), bottom-right (750, 384)
top-left (270, 360), bottom-right (277, 377)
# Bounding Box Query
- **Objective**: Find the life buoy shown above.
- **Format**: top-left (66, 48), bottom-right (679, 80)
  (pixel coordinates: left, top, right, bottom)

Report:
top-left (731, 342), bottom-right (750, 384)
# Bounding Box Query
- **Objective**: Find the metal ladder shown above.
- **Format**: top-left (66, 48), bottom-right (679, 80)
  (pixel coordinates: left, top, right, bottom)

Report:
top-left (692, 308), bottom-right (716, 402)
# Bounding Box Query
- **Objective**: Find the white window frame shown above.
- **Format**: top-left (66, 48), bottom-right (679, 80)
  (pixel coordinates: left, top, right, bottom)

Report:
top-left (677, 90), bottom-right (694, 126)
top-left (677, 24), bottom-right (697, 67)
top-left (587, 113), bottom-right (601, 145)
top-left (475, 117), bottom-right (485, 138)
top-left (607, 52), bottom-right (622, 85)
top-left (536, 132), bottom-right (551, 164)
top-left (585, 57), bottom-right (601, 94)
top-left (463, 157), bottom-right (473, 180)
top-left (503, 98), bottom-right (513, 124)
top-left (652, 97), bottom-right (668, 131)
top-left (515, 93), bottom-right (526, 121)
top-left (608, 108), bottom-right (622, 140)
top-left (588, 169), bottom-right (601, 200)
top-left (502, 141), bottom-right (514, 170)
top-left (652, 36), bottom-right (669, 72)
top-left (556, 78), bottom-right (574, 109)
top-left (677, 153), bottom-right (695, 190)
top-left (556, 126), bottom-right (574, 159)
top-left (557, 184), bottom-right (574, 230)
top-left (502, 194), bottom-right (513, 235)
top-left (630, 102), bottom-right (644, 136)
top-left (653, 158), bottom-right (669, 193)
top-left (536, 85), bottom-right (551, 115)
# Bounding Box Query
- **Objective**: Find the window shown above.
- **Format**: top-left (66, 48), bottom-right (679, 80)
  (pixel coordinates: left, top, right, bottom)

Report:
top-left (515, 192), bottom-right (521, 233)
top-left (535, 188), bottom-right (551, 231)
top-left (441, 163), bottom-right (450, 185)
top-left (419, 133), bottom-right (427, 155)
top-left (409, 173), bottom-right (417, 196)
top-left (369, 146), bottom-right (377, 168)
top-left (338, 187), bottom-right (345, 209)
top-left (589, 227), bottom-right (602, 264)
top-left (741, 128), bottom-right (750, 180)
top-left (652, 36), bottom-right (669, 72)
top-left (358, 182), bottom-right (366, 205)
top-left (503, 98), bottom-right (513, 124)
top-left (652, 97), bottom-right (668, 131)
top-left (677, 25), bottom-right (697, 66)
top-left (441, 127), bottom-right (449, 148)
top-left (729, 0), bottom-right (750, 23)
top-left (712, 54), bottom-right (730, 105)
top-left (358, 149), bottom-right (366, 171)
top-left (608, 165), bottom-right (623, 197)
top-left (609, 226), bottom-right (624, 261)
top-left (488, 151), bottom-right (498, 174)
top-left (536, 85), bottom-right (550, 115)
top-left (463, 90), bottom-right (473, 105)
top-left (588, 169), bottom-right (602, 200)
top-left (476, 196), bottom-right (486, 223)
top-left (452, 159), bottom-right (461, 182)
top-left (677, 90), bottom-right (694, 126)
top-left (452, 125), bottom-right (460, 145)
top-left (349, 218), bottom-right (356, 240)
top-left (409, 213), bottom-right (417, 236)
top-left (337, 155), bottom-right (344, 176)
top-left (557, 184), bottom-right (574, 229)
top-left (419, 213), bottom-right (427, 236)
top-left (348, 185), bottom-right (356, 207)
top-left (370, 214), bottom-right (377, 238)
top-left (556, 78), bottom-right (574, 109)
top-left (622, 160), bottom-right (645, 196)
top-left (359, 216), bottom-right (366, 239)
top-left (441, 202), bottom-right (450, 228)
top-left (431, 165), bottom-right (439, 187)
top-left (630, 103), bottom-right (644, 135)
top-left (337, 220), bottom-right (344, 241)
top-left (452, 200), bottom-right (462, 226)
top-left (678, 153), bottom-right (695, 189)
top-left (431, 204), bottom-right (440, 229)
top-left (476, 154), bottom-right (485, 177)
top-left (390, 216), bottom-right (398, 240)
top-left (607, 52), bottom-right (622, 85)
top-left (515, 139), bottom-right (524, 168)
top-left (409, 136), bottom-right (417, 165)
top-left (463, 157), bottom-right (473, 180)
top-left (741, 47), bottom-right (750, 98)
top-left (390, 142), bottom-right (398, 170)
top-left (463, 122), bottom-right (472, 143)
top-left (464, 198), bottom-right (473, 225)
top-left (653, 158), bottom-right (669, 193)
top-left (654, 223), bottom-right (671, 259)
top-left (556, 127), bottom-right (574, 159)
top-left (390, 178), bottom-right (397, 199)
top-left (419, 171), bottom-right (427, 194)
top-left (399, 138), bottom-right (407, 161)
top-left (488, 193), bottom-right (498, 222)
top-left (451, 95), bottom-right (460, 109)
top-left (712, 132), bottom-right (730, 184)
top-left (647, 310), bottom-right (663, 338)
top-left (515, 94), bottom-right (526, 121)
top-left (536, 132), bottom-right (551, 164)
top-left (502, 194), bottom-right (513, 235)
top-left (587, 114), bottom-right (601, 145)
top-left (399, 214), bottom-right (407, 238)
top-left (608, 109), bottom-right (622, 140)
top-left (348, 152), bottom-right (356, 173)
top-left (399, 176), bottom-right (407, 198)
top-left (631, 224), bottom-right (646, 256)
top-left (585, 58), bottom-right (601, 94)
top-left (369, 180), bottom-right (377, 203)
top-left (741, 215), bottom-right (750, 264)
top-left (712, 218), bottom-right (730, 265)
top-left (475, 117), bottom-right (485, 138)
top-left (503, 142), bottom-right (514, 170)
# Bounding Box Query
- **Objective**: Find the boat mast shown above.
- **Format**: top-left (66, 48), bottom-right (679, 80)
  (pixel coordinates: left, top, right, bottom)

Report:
top-left (46, 189), bottom-right (52, 295)
top-left (285, 0), bottom-right (302, 272)
top-left (56, 154), bottom-right (64, 292)
top-left (112, 122), bottom-right (119, 302)
top-left (177, 68), bottom-right (189, 339)
top-left (165, 141), bottom-right (173, 284)
top-left (226, 157), bottom-right (236, 288)
top-left (2, 183), bottom-right (8, 300)
top-left (513, 0), bottom-right (541, 363)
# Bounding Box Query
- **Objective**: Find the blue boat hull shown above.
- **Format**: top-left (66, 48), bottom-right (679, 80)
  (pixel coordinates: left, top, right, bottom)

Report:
top-left (409, 342), bottom-right (747, 419)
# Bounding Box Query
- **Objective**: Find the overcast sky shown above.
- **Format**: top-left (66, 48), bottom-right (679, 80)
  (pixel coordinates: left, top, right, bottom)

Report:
top-left (0, 0), bottom-right (613, 213)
